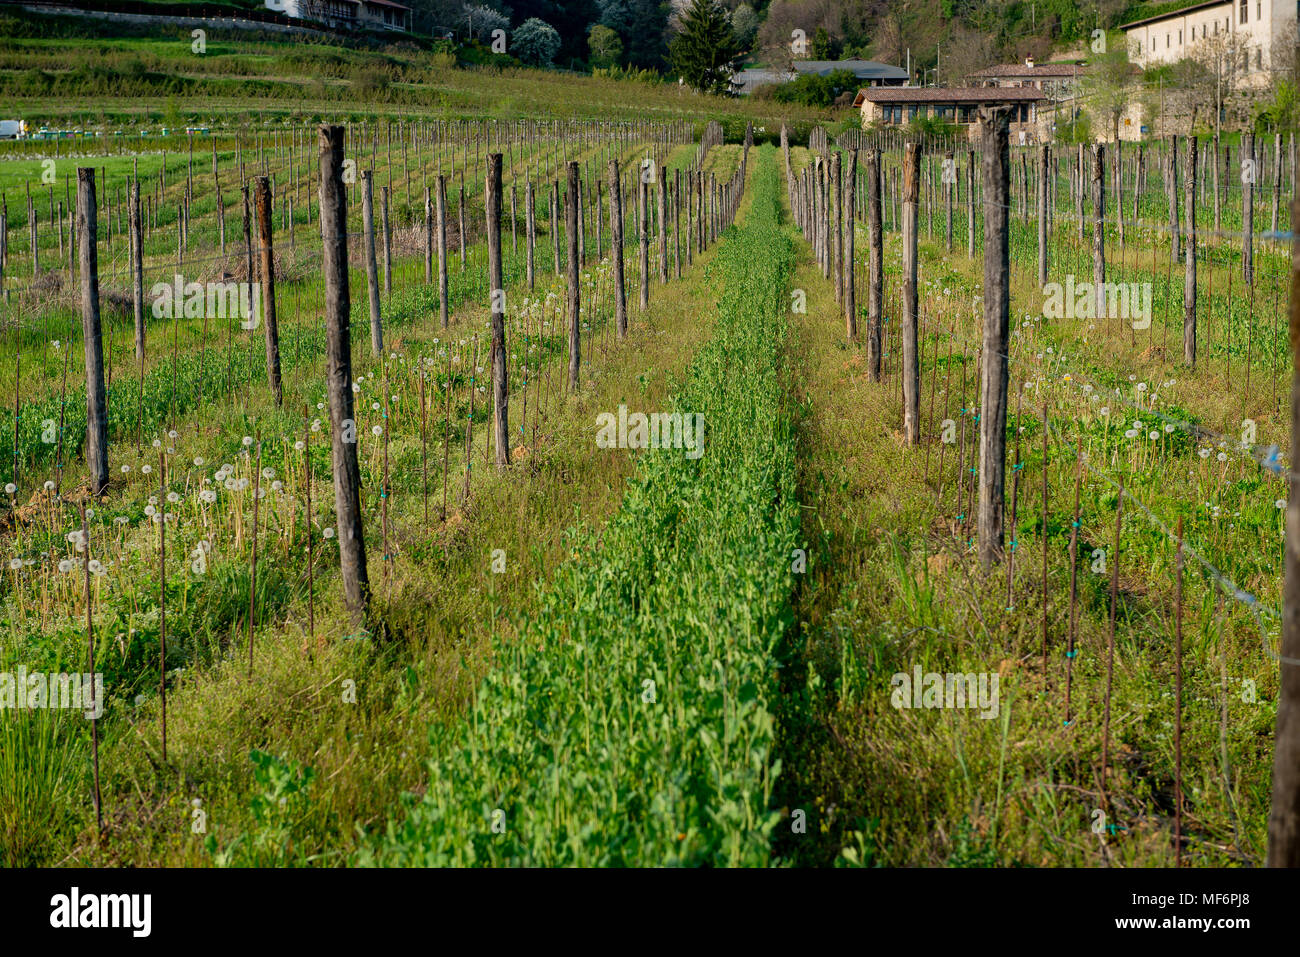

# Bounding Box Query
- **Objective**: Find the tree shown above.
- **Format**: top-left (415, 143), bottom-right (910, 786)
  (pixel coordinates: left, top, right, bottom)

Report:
top-left (1087, 32), bottom-right (1135, 143)
top-left (512, 18), bottom-right (562, 66)
top-left (669, 0), bottom-right (740, 95)
top-left (588, 23), bottom-right (624, 67)
top-left (459, 2), bottom-right (508, 42)
top-left (811, 26), bottom-right (835, 59)
top-left (730, 3), bottom-right (758, 52)
top-left (624, 0), bottom-right (670, 70)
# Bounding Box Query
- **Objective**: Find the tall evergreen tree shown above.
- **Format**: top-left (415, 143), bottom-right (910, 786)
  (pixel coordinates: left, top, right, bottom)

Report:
top-left (669, 0), bottom-right (740, 94)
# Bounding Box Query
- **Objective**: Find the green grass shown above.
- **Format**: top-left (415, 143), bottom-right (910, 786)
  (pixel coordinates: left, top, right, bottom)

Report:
top-left (363, 145), bottom-right (800, 866)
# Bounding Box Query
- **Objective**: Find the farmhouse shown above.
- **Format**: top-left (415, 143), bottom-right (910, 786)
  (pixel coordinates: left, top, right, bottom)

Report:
top-left (263, 0), bottom-right (411, 32)
top-left (967, 58), bottom-right (1089, 96)
top-left (1120, 0), bottom-right (1297, 84)
top-left (853, 87), bottom-right (1049, 143)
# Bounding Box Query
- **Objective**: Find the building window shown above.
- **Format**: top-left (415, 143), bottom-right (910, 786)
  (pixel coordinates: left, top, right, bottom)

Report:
top-left (1257, 47), bottom-right (1263, 68)
top-left (1202, 24), bottom-right (1206, 37)
top-left (1257, 0), bottom-right (1262, 17)
top-left (1240, 0), bottom-right (1247, 23)
top-left (1166, 33), bottom-right (1170, 47)
top-left (1179, 29), bottom-right (1182, 42)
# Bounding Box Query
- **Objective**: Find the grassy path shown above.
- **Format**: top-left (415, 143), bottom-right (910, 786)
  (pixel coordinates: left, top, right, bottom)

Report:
top-left (366, 145), bottom-right (801, 866)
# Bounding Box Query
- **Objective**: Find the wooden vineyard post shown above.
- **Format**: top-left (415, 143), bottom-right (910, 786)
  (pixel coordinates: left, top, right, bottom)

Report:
top-left (1267, 196), bottom-right (1300, 866)
top-left (845, 147), bottom-right (857, 343)
top-left (424, 186), bottom-right (433, 285)
top-left (608, 159), bottom-right (627, 339)
top-left (130, 178), bottom-right (144, 362)
top-left (967, 149), bottom-right (976, 259)
top-left (945, 150), bottom-right (953, 253)
top-left (658, 166), bottom-right (668, 285)
top-left (1093, 143), bottom-right (1106, 313)
top-left (639, 166), bottom-right (649, 311)
top-left (361, 171), bottom-right (384, 355)
top-left (552, 181), bottom-right (561, 275)
top-left (1037, 143), bottom-right (1049, 287)
top-left (318, 126), bottom-right (370, 627)
top-left (566, 161), bottom-right (581, 392)
top-left (488, 153), bottom-right (510, 468)
top-left (255, 177), bottom-right (283, 407)
top-left (78, 168), bottom-right (109, 496)
top-left (1244, 132), bottom-right (1255, 286)
top-left (866, 148), bottom-right (883, 381)
top-left (831, 150), bottom-right (842, 305)
top-left (525, 178), bottom-right (536, 291)
top-left (978, 107), bottom-right (1011, 572)
top-left (437, 174), bottom-right (449, 327)
top-left (1184, 137), bottom-right (1198, 368)
top-left (674, 169), bottom-right (682, 279)
top-left (902, 142), bottom-right (920, 445)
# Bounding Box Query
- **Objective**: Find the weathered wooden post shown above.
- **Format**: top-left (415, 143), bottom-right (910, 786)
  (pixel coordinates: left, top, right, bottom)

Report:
top-left (437, 174), bottom-right (449, 327)
top-left (978, 107), bottom-right (1012, 572)
top-left (608, 158), bottom-right (627, 339)
top-left (1244, 131), bottom-right (1255, 285)
top-left (424, 186), bottom-right (433, 284)
top-left (845, 147), bottom-right (857, 343)
top-left (967, 149), bottom-right (976, 258)
top-left (831, 149), bottom-right (842, 304)
top-left (488, 153), bottom-right (510, 467)
top-left (1093, 143), bottom-right (1106, 310)
top-left (902, 141), bottom-right (920, 445)
top-left (1184, 137), bottom-right (1198, 368)
top-left (524, 177), bottom-right (535, 290)
top-left (255, 176), bottom-right (283, 407)
top-left (130, 179), bottom-right (144, 362)
top-left (639, 166), bottom-right (649, 310)
top-left (78, 168), bottom-right (108, 496)
top-left (1037, 143), bottom-right (1049, 287)
top-left (318, 126), bottom-right (369, 626)
top-left (361, 170), bottom-right (383, 354)
top-left (658, 166), bottom-right (668, 284)
top-left (566, 161), bottom-right (581, 391)
top-left (1267, 195), bottom-right (1300, 866)
top-left (867, 147), bottom-right (883, 381)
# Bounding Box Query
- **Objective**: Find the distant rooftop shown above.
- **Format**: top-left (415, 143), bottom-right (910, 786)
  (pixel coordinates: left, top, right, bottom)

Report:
top-left (968, 61), bottom-right (1087, 78)
top-left (733, 58), bottom-right (907, 94)
top-left (792, 58), bottom-right (909, 80)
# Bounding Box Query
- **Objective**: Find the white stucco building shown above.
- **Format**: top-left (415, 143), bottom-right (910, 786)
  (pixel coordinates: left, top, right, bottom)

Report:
top-left (1121, 0), bottom-right (1297, 85)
